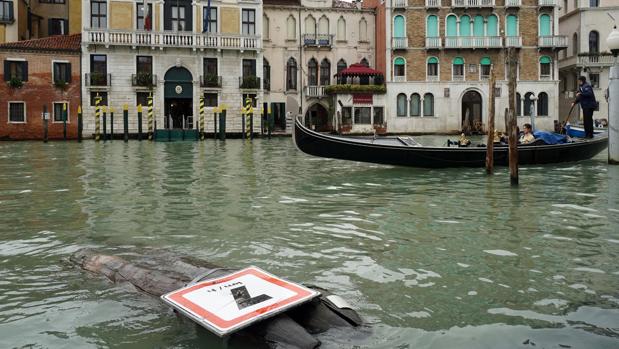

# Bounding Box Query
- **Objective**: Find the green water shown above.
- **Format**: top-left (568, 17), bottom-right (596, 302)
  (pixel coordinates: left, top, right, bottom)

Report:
top-left (0, 138), bottom-right (618, 349)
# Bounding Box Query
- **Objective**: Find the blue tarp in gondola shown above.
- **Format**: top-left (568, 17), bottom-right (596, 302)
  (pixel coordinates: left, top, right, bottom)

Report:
top-left (533, 131), bottom-right (568, 145)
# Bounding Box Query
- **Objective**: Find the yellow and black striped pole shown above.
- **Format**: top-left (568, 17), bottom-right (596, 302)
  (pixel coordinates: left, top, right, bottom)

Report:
top-left (95, 94), bottom-right (101, 142)
top-left (199, 96), bottom-right (205, 140)
top-left (148, 93), bottom-right (154, 141)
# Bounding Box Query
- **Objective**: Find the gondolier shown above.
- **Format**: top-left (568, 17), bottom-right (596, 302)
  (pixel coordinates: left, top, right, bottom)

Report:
top-left (572, 76), bottom-right (597, 139)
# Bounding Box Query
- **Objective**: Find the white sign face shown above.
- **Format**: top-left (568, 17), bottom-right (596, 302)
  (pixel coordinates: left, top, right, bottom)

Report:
top-left (161, 266), bottom-right (319, 336)
top-left (175, 85), bottom-right (183, 94)
top-left (42, 113), bottom-right (50, 120)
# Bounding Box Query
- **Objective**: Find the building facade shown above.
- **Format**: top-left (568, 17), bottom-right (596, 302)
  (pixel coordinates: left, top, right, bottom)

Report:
top-left (384, 0), bottom-right (567, 134)
top-left (558, 0), bottom-right (618, 123)
top-left (262, 0), bottom-right (376, 133)
top-left (81, 0), bottom-right (263, 135)
top-left (0, 34), bottom-right (81, 139)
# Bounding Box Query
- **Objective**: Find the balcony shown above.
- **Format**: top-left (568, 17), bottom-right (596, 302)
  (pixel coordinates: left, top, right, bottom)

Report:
top-left (392, 0), bottom-right (407, 9)
top-left (505, 36), bottom-right (522, 48)
top-left (505, 0), bottom-right (521, 6)
top-left (452, 75), bottom-right (465, 81)
top-left (444, 36), bottom-right (502, 49)
top-left (578, 53), bottom-right (616, 66)
top-left (393, 76), bottom-right (406, 82)
top-left (85, 73), bottom-right (111, 87)
top-left (426, 75), bottom-right (439, 82)
top-left (131, 73), bottom-right (157, 88)
top-left (200, 75), bottom-right (222, 88)
top-left (425, 37), bottom-right (442, 49)
top-left (84, 29), bottom-right (261, 51)
top-left (305, 86), bottom-right (326, 98)
top-left (538, 35), bottom-right (568, 49)
top-left (239, 76), bottom-right (261, 89)
top-left (538, 0), bottom-right (557, 6)
top-left (303, 34), bottom-right (333, 47)
top-left (452, 0), bottom-right (494, 7)
top-left (426, 0), bottom-right (441, 7)
top-left (392, 37), bottom-right (408, 50)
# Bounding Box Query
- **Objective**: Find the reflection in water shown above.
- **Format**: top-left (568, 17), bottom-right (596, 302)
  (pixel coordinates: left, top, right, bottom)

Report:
top-left (0, 139), bottom-right (618, 348)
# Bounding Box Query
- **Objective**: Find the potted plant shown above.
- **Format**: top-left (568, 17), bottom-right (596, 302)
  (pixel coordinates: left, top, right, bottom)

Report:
top-left (54, 80), bottom-right (68, 90)
top-left (90, 71), bottom-right (106, 86)
top-left (135, 72), bottom-right (153, 88)
top-left (8, 77), bottom-right (23, 89)
top-left (203, 73), bottom-right (219, 87)
top-left (241, 75), bottom-right (259, 89)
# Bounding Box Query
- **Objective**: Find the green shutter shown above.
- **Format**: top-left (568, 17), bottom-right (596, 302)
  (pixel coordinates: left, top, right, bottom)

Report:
top-left (394, 15), bottom-right (405, 37)
top-left (540, 56), bottom-right (551, 64)
top-left (480, 57), bottom-right (491, 65)
top-left (426, 15), bottom-right (438, 37)
top-left (474, 16), bottom-right (484, 36)
top-left (394, 57), bottom-right (405, 65)
top-left (446, 15), bottom-right (457, 36)
top-left (539, 14), bottom-right (551, 36)
top-left (506, 15), bottom-right (518, 36)
top-left (427, 57), bottom-right (438, 64)
top-left (460, 16), bottom-right (471, 36)
top-left (453, 57), bottom-right (464, 65)
top-left (66, 63), bottom-right (72, 83)
top-left (22, 62), bottom-right (28, 81)
top-left (487, 15), bottom-right (498, 36)
top-left (3, 60), bottom-right (9, 81)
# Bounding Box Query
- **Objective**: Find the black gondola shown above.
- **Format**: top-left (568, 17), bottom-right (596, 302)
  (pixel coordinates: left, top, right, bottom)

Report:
top-left (294, 118), bottom-right (608, 168)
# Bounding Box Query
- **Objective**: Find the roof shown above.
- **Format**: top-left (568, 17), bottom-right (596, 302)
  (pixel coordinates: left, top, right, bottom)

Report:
top-left (263, 0), bottom-right (301, 6)
top-left (338, 63), bottom-right (383, 76)
top-left (0, 34), bottom-right (81, 53)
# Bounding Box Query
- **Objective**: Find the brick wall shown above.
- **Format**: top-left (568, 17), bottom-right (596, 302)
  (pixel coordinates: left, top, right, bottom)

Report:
top-left (0, 51), bottom-right (81, 140)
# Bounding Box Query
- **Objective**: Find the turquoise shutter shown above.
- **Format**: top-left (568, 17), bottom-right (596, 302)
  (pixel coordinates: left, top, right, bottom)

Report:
top-left (539, 14), bottom-right (551, 36)
top-left (427, 15), bottom-right (438, 37)
top-left (446, 15), bottom-right (457, 36)
top-left (394, 15), bottom-right (405, 37)
top-left (474, 16), bottom-right (484, 37)
top-left (460, 15), bottom-right (471, 36)
top-left (487, 15), bottom-right (497, 36)
top-left (506, 15), bottom-right (517, 36)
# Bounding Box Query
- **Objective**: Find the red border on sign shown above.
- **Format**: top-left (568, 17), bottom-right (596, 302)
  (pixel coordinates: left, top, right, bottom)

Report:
top-left (166, 267), bottom-right (314, 330)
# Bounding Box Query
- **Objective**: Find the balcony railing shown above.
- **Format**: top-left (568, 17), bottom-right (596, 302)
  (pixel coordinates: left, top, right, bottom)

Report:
top-left (538, 35), bottom-right (568, 48)
top-left (426, 37), bottom-right (442, 49)
top-left (445, 36), bottom-right (502, 48)
top-left (305, 85), bottom-right (326, 98)
top-left (200, 75), bottom-right (222, 88)
top-left (452, 0), bottom-right (495, 7)
top-left (85, 73), bottom-right (111, 87)
top-left (392, 37), bottom-right (408, 49)
top-left (84, 29), bottom-right (261, 50)
top-left (452, 75), bottom-right (465, 81)
top-left (393, 76), bottom-right (406, 82)
top-left (239, 76), bottom-right (261, 89)
top-left (578, 53), bottom-right (616, 66)
top-left (303, 34), bottom-right (333, 47)
top-left (538, 0), bottom-right (557, 6)
top-left (427, 75), bottom-right (439, 82)
top-left (426, 0), bottom-right (441, 7)
top-left (392, 0), bottom-right (407, 8)
top-left (131, 73), bottom-right (157, 87)
top-left (505, 36), bottom-right (522, 48)
top-left (505, 0), bottom-right (521, 6)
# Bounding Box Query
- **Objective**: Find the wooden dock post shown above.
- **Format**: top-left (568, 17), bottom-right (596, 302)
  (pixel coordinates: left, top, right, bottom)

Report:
top-left (486, 65), bottom-right (496, 174)
top-left (123, 104), bottom-right (128, 142)
top-left (137, 104), bottom-right (143, 141)
top-left (109, 107), bottom-right (114, 141)
top-left (63, 103), bottom-right (68, 141)
top-left (507, 47), bottom-right (519, 186)
top-left (43, 104), bottom-right (48, 143)
top-left (77, 105), bottom-right (83, 143)
top-left (102, 106), bottom-right (107, 142)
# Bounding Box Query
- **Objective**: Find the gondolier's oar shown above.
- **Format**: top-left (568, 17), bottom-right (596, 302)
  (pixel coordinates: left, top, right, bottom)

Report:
top-left (562, 103), bottom-right (576, 134)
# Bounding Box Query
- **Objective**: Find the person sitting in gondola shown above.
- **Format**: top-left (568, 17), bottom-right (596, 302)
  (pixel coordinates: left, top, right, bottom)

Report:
top-left (458, 133), bottom-right (471, 147)
top-left (519, 123), bottom-right (535, 144)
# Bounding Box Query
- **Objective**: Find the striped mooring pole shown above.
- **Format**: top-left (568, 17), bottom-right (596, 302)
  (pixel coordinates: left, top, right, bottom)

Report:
top-left (77, 105), bottom-right (83, 143)
top-left (245, 97), bottom-right (252, 140)
top-left (199, 96), bottom-right (205, 141)
top-left (148, 93), bottom-right (153, 141)
top-left (95, 94), bottom-right (101, 142)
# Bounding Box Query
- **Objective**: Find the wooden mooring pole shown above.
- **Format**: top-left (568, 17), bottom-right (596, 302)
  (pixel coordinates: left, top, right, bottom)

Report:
top-left (507, 47), bottom-right (519, 186)
top-left (486, 65), bottom-right (496, 174)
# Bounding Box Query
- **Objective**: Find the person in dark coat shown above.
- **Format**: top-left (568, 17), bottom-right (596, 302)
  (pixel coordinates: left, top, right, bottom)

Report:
top-left (571, 76), bottom-right (597, 138)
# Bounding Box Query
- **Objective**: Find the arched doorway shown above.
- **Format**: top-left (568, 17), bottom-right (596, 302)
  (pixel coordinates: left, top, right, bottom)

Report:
top-left (164, 67), bottom-right (193, 129)
top-left (305, 103), bottom-right (330, 132)
top-left (461, 90), bottom-right (483, 135)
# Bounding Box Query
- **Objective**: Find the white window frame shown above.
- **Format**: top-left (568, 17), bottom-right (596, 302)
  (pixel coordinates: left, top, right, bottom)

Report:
top-left (52, 101), bottom-right (70, 123)
top-left (203, 92), bottom-right (219, 108)
top-left (393, 56), bottom-right (406, 82)
top-left (452, 60), bottom-right (465, 82)
top-left (426, 57), bottom-right (439, 81)
top-left (51, 60), bottom-right (70, 83)
top-left (202, 5), bottom-right (219, 33)
top-left (479, 64), bottom-right (491, 81)
top-left (539, 59), bottom-right (553, 80)
top-left (8, 101), bottom-right (26, 124)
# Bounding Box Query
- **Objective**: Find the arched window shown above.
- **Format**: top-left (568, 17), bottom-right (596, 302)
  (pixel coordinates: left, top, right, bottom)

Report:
top-left (320, 59), bottom-right (330, 85)
top-left (427, 56), bottom-right (439, 80)
top-left (423, 93), bottom-right (434, 116)
top-left (359, 18), bottom-right (368, 42)
top-left (263, 58), bottom-right (270, 91)
top-left (360, 58), bottom-right (370, 67)
top-left (524, 92), bottom-right (534, 116)
top-left (540, 56), bottom-right (552, 79)
top-left (410, 93), bottom-right (421, 116)
top-left (572, 32), bottom-right (579, 56)
top-left (397, 93), bottom-right (407, 117)
top-left (318, 15), bottom-right (329, 35)
top-left (480, 57), bottom-right (491, 79)
top-left (460, 15), bottom-right (471, 36)
top-left (337, 17), bottom-right (346, 41)
top-left (474, 15), bottom-right (484, 37)
top-left (394, 57), bottom-right (406, 81)
top-left (308, 58), bottom-right (318, 86)
top-left (487, 15), bottom-right (498, 36)
top-left (426, 15), bottom-right (438, 37)
top-left (287, 15), bottom-right (296, 40)
top-left (394, 15), bottom-right (405, 38)
top-left (539, 14), bottom-right (551, 36)
top-left (337, 59), bottom-right (347, 75)
top-left (537, 92), bottom-right (549, 116)
top-left (506, 15), bottom-right (518, 36)
top-left (446, 14), bottom-right (457, 36)
top-left (452, 56), bottom-right (464, 80)
top-left (516, 93), bottom-right (522, 116)
top-left (263, 15), bottom-right (270, 40)
top-left (589, 31), bottom-right (599, 54)
top-left (286, 57), bottom-right (297, 90)
top-left (305, 15), bottom-right (316, 35)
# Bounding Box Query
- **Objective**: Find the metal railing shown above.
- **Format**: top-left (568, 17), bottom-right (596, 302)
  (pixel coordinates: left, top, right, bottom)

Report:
top-left (305, 85), bottom-right (326, 98)
top-left (84, 29), bottom-right (261, 50)
top-left (239, 76), bottom-right (261, 89)
top-left (505, 0), bottom-right (521, 6)
top-left (425, 37), bottom-right (442, 49)
top-left (392, 37), bottom-right (408, 49)
top-left (200, 75), bottom-right (222, 88)
top-left (452, 0), bottom-right (495, 7)
top-left (131, 73), bottom-right (157, 87)
top-left (303, 34), bottom-right (333, 47)
top-left (392, 0), bottom-right (407, 8)
top-left (538, 35), bottom-right (568, 48)
top-left (505, 36), bottom-right (522, 48)
top-left (426, 0), bottom-right (441, 7)
top-left (85, 73), bottom-right (111, 87)
top-left (538, 0), bottom-right (557, 6)
top-left (445, 36), bottom-right (502, 48)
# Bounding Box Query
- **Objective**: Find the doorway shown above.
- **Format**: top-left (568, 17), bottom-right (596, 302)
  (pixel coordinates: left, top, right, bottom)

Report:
top-left (461, 90), bottom-right (483, 135)
top-left (305, 103), bottom-right (330, 132)
top-left (164, 98), bottom-right (193, 129)
top-left (164, 67), bottom-right (193, 129)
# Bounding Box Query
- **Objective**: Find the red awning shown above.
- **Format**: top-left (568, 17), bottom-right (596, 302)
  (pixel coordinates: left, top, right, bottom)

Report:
top-left (337, 63), bottom-right (384, 77)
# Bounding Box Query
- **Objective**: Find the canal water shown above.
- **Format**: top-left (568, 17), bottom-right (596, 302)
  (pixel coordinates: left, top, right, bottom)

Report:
top-left (0, 138), bottom-right (618, 349)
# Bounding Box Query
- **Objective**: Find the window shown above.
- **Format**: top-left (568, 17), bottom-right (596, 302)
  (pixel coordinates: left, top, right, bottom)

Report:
top-left (287, 15), bottom-right (296, 40)
top-left (48, 18), bottom-right (67, 35)
top-left (263, 15), bottom-right (269, 39)
top-left (320, 59), bottom-right (330, 86)
top-left (480, 57), bottom-right (491, 80)
top-left (360, 58), bottom-right (370, 68)
top-left (460, 15), bottom-right (471, 37)
top-left (590, 0), bottom-right (599, 7)
top-left (359, 18), bottom-right (368, 42)
top-left (342, 107), bottom-right (352, 126)
top-left (337, 17), bottom-right (346, 41)
top-left (308, 58), bottom-right (318, 86)
top-left (394, 57), bottom-right (405, 80)
top-left (397, 93), bottom-right (407, 117)
top-left (452, 57), bottom-right (464, 81)
top-left (524, 92), bottom-right (534, 116)
top-left (203, 6), bottom-right (217, 33)
top-left (506, 15), bottom-right (518, 37)
top-left (337, 59), bottom-right (347, 75)
top-left (8, 102), bottom-right (25, 123)
top-left (53, 62), bottom-right (71, 83)
top-left (203, 58), bottom-right (217, 76)
top-left (3, 60), bottom-right (27, 81)
top-left (394, 15), bottom-right (405, 38)
top-left (423, 93), bottom-right (434, 116)
top-left (540, 56), bottom-right (552, 79)
top-left (242, 9), bottom-right (255, 35)
top-left (90, 0), bottom-right (107, 29)
top-left (446, 15), bottom-right (457, 36)
top-left (242, 59), bottom-right (256, 78)
top-left (474, 15), bottom-right (484, 37)
top-left (426, 15), bottom-right (438, 38)
top-left (539, 14), bottom-right (551, 36)
top-left (318, 15), bottom-right (329, 35)
top-left (90, 92), bottom-right (108, 106)
top-left (572, 32), bottom-right (579, 56)
top-left (137, 2), bottom-right (153, 30)
top-left (427, 57), bottom-right (438, 80)
top-left (589, 31), bottom-right (599, 54)
top-left (90, 55), bottom-right (107, 85)
top-left (0, 1), bottom-right (14, 22)
top-left (354, 107), bottom-right (371, 124)
top-left (537, 92), bottom-right (548, 116)
top-left (242, 94), bottom-right (257, 107)
top-left (136, 92), bottom-right (149, 107)
top-left (171, 5), bottom-right (187, 31)
top-left (137, 56), bottom-right (152, 75)
top-left (263, 59), bottom-right (270, 91)
top-left (373, 107), bottom-right (384, 125)
top-left (305, 15), bottom-right (316, 35)
top-left (287, 57), bottom-right (297, 90)
top-left (204, 93), bottom-right (218, 107)
top-left (590, 73), bottom-right (600, 88)
top-left (516, 93), bottom-right (522, 116)
top-left (410, 93), bottom-right (420, 117)
top-left (53, 102), bottom-right (69, 123)
top-left (487, 15), bottom-right (498, 36)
